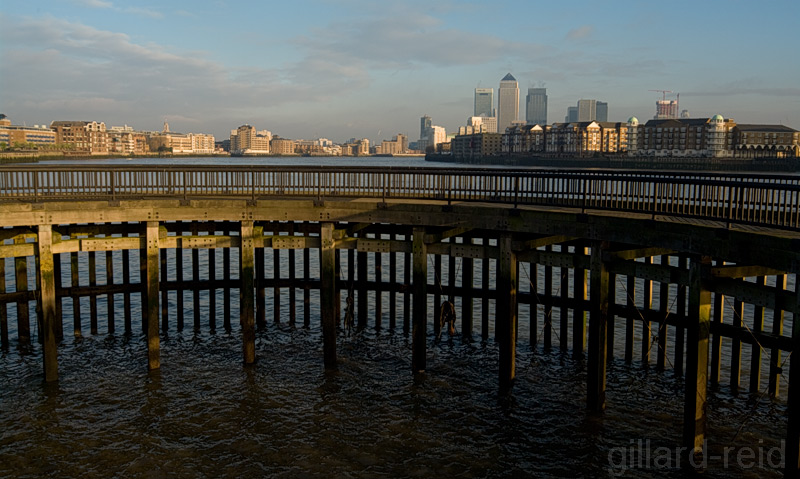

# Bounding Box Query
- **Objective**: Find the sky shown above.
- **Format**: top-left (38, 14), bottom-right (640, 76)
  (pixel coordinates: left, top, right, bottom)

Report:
top-left (1, 0), bottom-right (799, 144)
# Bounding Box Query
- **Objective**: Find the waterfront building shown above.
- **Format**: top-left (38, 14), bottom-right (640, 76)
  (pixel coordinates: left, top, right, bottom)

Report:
top-left (51, 120), bottom-right (109, 155)
top-left (379, 134), bottom-right (408, 155)
top-left (451, 132), bottom-right (502, 159)
top-left (627, 116), bottom-right (736, 158)
top-left (525, 88), bottom-right (547, 126)
top-left (108, 126), bottom-right (149, 155)
top-left (0, 115), bottom-right (57, 148)
top-left (230, 125), bottom-right (270, 155)
top-left (732, 124), bottom-right (800, 158)
top-left (497, 74), bottom-right (519, 132)
top-left (504, 124), bottom-right (547, 154)
top-left (474, 88), bottom-right (494, 118)
top-left (270, 137), bottom-right (296, 155)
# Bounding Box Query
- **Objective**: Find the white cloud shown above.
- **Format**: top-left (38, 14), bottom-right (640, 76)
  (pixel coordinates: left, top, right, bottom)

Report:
top-left (566, 25), bottom-right (594, 41)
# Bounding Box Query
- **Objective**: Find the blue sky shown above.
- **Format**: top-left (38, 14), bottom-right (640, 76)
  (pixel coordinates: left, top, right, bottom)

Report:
top-left (1, 0), bottom-right (799, 144)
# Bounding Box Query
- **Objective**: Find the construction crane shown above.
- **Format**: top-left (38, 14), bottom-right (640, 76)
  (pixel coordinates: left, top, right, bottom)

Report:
top-left (649, 89), bottom-right (673, 101)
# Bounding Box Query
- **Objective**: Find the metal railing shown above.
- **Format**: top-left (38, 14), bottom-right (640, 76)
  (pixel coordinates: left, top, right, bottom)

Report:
top-left (2, 165), bottom-right (800, 232)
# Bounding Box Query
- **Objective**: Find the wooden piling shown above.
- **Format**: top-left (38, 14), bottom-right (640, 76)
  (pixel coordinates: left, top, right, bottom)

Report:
top-left (160, 248), bottom-right (168, 331)
top-left (145, 221), bottom-right (160, 370)
top-left (529, 260), bottom-right (538, 347)
top-left (625, 272), bottom-right (636, 364)
top-left (481, 238), bottom-right (489, 341)
top-left (0, 258), bottom-right (7, 348)
top-left (320, 222), bottom-right (337, 368)
top-left (139, 245), bottom-right (147, 334)
top-left (240, 220), bottom-right (255, 365)
top-left (559, 259), bottom-right (569, 353)
top-left (89, 251), bottom-right (97, 335)
top-left (209, 245), bottom-right (217, 331)
top-left (587, 241), bottom-right (610, 411)
top-left (256, 234), bottom-right (266, 328)
top-left (462, 238), bottom-right (474, 341)
top-left (303, 245), bottom-right (310, 329)
top-left (288, 229), bottom-right (297, 326)
top-left (54, 252), bottom-right (63, 341)
top-left (106, 250), bottom-right (115, 334)
top-left (434, 254), bottom-right (441, 339)
top-left (656, 257), bottom-right (668, 370)
top-left (15, 237), bottom-right (30, 345)
top-left (412, 227), bottom-right (427, 373)
top-left (544, 245), bottom-right (553, 351)
top-left (768, 274), bottom-right (786, 397)
top-left (710, 269), bottom-right (724, 388)
top-left (71, 249), bottom-right (81, 337)
top-left (573, 245), bottom-right (588, 358)
top-left (389, 234), bottom-right (398, 330)
top-left (730, 298), bottom-right (744, 393)
top-left (37, 225), bottom-right (58, 382)
top-left (223, 244), bottom-right (231, 331)
top-left (273, 245), bottom-right (281, 324)
top-left (122, 248), bottom-right (132, 333)
top-left (683, 255), bottom-right (711, 466)
top-left (749, 276), bottom-right (767, 393)
top-left (674, 255), bottom-right (688, 376)
top-left (497, 235), bottom-right (517, 394)
top-left (785, 276), bottom-right (800, 475)
top-left (176, 241), bottom-right (184, 331)
top-left (192, 235), bottom-right (201, 330)
top-left (375, 249), bottom-right (382, 330)
top-left (403, 243), bottom-right (410, 334)
top-left (357, 239), bottom-right (367, 331)
top-left (606, 269), bottom-right (617, 363)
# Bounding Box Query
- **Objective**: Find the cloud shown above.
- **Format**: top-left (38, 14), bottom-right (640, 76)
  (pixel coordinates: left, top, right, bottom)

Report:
top-left (566, 25), bottom-right (594, 41)
top-left (73, 0), bottom-right (113, 8)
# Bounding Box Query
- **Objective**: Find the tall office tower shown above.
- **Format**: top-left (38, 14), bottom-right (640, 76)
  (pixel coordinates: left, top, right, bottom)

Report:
top-left (596, 101), bottom-right (608, 122)
top-left (525, 88), bottom-right (548, 125)
top-left (497, 73), bottom-right (519, 132)
top-left (577, 99), bottom-right (597, 122)
top-left (474, 88), bottom-right (494, 117)
top-left (420, 115), bottom-right (432, 140)
top-left (566, 107), bottom-right (578, 123)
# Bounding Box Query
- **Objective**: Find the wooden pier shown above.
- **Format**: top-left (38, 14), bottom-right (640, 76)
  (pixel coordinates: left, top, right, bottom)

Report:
top-left (0, 165), bottom-right (799, 476)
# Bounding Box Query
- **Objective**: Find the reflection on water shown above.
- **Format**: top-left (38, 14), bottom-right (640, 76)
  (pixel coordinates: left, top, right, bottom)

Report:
top-left (0, 324), bottom-right (787, 478)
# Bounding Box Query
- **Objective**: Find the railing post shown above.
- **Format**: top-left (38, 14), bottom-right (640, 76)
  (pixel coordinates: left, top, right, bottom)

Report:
top-left (183, 171), bottom-right (188, 201)
top-left (33, 171), bottom-right (39, 201)
top-left (110, 171), bottom-right (116, 201)
top-left (513, 175), bottom-right (519, 208)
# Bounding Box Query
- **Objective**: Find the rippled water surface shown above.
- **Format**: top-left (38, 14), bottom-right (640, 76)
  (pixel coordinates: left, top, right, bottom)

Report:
top-left (0, 322), bottom-right (788, 479)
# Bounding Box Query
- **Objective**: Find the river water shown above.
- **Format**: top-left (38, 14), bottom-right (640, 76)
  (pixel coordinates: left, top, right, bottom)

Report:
top-left (0, 157), bottom-right (791, 478)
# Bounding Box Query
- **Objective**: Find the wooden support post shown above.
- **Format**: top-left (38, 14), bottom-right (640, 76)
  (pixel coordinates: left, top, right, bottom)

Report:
top-left (89, 251), bottom-right (97, 335)
top-left (434, 254), bottom-right (442, 339)
top-left (273, 246), bottom-right (281, 324)
top-left (375, 250), bottom-right (383, 330)
top-left (587, 241), bottom-right (610, 412)
top-left (560, 261), bottom-right (569, 353)
top-left (573, 245), bottom-right (588, 358)
top-left (140, 245), bottom-right (147, 334)
top-left (357, 240), bottom-right (368, 331)
top-left (0, 258), bottom-right (7, 349)
top-left (256, 236), bottom-right (266, 328)
top-left (730, 298), bottom-right (744, 394)
top-left (54, 253), bottom-right (63, 341)
top-left (643, 256), bottom-right (655, 367)
top-left (289, 239), bottom-right (297, 327)
top-left (784, 274), bottom-right (800, 476)
top-left (145, 221), bottom-right (160, 370)
top-left (37, 225), bottom-right (58, 382)
top-left (544, 245), bottom-right (553, 351)
top-left (403, 244), bottom-right (410, 334)
top-left (192, 241), bottom-right (201, 330)
top-left (710, 270), bottom-right (724, 388)
top-left (240, 220), bottom-right (256, 365)
top-left (768, 274), bottom-right (786, 397)
top-left (303, 245), bottom-right (311, 329)
top-left (749, 276), bottom-right (766, 394)
top-left (320, 223), bottom-right (337, 369)
top-left (497, 235), bottom-right (517, 394)
top-left (656, 257), bottom-right (668, 370)
top-left (530, 260), bottom-right (538, 348)
top-left (462, 239), bottom-right (474, 341)
top-left (683, 255), bottom-right (711, 467)
top-left (674, 255), bottom-right (688, 376)
top-left (15, 237), bottom-right (30, 345)
top-left (160, 248), bottom-right (168, 332)
top-left (71, 248), bottom-right (81, 337)
top-left (389, 234), bottom-right (397, 330)
top-left (209, 246), bottom-right (217, 331)
top-left (122, 249), bottom-right (131, 334)
top-left (481, 239), bottom-right (489, 341)
top-left (223, 245), bottom-right (231, 331)
top-left (625, 273), bottom-right (636, 364)
top-left (606, 269), bottom-right (617, 363)
top-left (176, 242), bottom-right (184, 331)
top-left (106, 250), bottom-right (115, 335)
top-left (412, 227), bottom-right (427, 373)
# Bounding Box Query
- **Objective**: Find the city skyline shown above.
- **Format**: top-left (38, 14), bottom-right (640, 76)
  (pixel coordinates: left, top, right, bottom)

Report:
top-left (1, 0), bottom-right (799, 144)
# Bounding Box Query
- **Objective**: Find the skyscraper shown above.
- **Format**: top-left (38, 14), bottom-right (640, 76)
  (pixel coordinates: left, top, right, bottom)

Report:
top-left (474, 88), bottom-right (494, 118)
top-left (497, 73), bottom-right (519, 132)
top-left (596, 102), bottom-right (608, 122)
top-left (525, 88), bottom-right (548, 125)
top-left (420, 115), bottom-right (432, 141)
top-left (577, 99), bottom-right (597, 122)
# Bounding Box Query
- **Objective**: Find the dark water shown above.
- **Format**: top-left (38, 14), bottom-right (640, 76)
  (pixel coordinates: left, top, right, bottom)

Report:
top-left (1, 157), bottom-right (792, 478)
